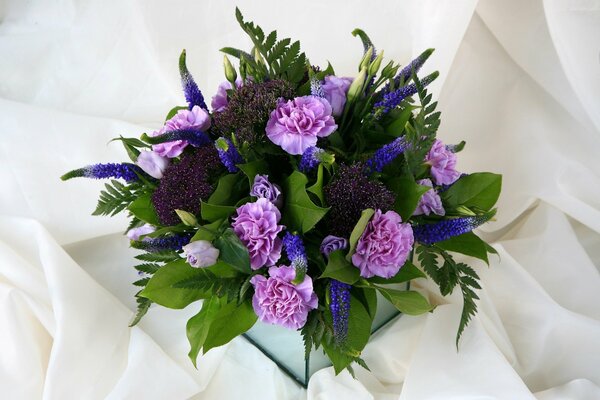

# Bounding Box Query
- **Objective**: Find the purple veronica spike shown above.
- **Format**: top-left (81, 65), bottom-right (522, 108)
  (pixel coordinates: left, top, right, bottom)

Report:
top-left (413, 214), bottom-right (493, 245)
top-left (61, 163), bottom-right (142, 182)
top-left (310, 78), bottom-right (325, 98)
top-left (365, 136), bottom-right (409, 173)
top-left (387, 48), bottom-right (434, 91)
top-left (329, 279), bottom-right (351, 344)
top-left (145, 129), bottom-right (212, 148)
top-left (179, 50), bottom-right (208, 110)
top-left (299, 146), bottom-right (324, 172)
top-left (373, 72), bottom-right (438, 117)
top-left (216, 137), bottom-right (243, 172)
top-left (131, 233), bottom-right (193, 252)
top-left (283, 232), bottom-right (308, 275)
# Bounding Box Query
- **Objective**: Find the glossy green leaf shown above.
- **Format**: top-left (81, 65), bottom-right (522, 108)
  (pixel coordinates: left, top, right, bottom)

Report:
top-left (139, 259), bottom-right (209, 309)
top-left (442, 173), bottom-right (502, 211)
top-left (190, 219), bottom-right (223, 242)
top-left (320, 250), bottom-right (360, 284)
top-left (213, 228), bottom-right (251, 273)
top-left (187, 297), bottom-right (223, 367)
top-left (346, 208), bottom-right (375, 261)
top-left (202, 300), bottom-right (257, 353)
top-left (436, 232), bottom-right (489, 264)
top-left (376, 287), bottom-right (434, 315)
top-left (165, 106), bottom-right (188, 121)
top-left (208, 174), bottom-right (247, 206)
top-left (200, 201), bottom-right (236, 223)
top-left (367, 261), bottom-right (426, 284)
top-left (281, 171), bottom-right (329, 233)
top-left (128, 194), bottom-right (160, 225)
top-left (385, 106), bottom-right (415, 137)
top-left (238, 160), bottom-right (268, 186)
top-left (306, 164), bottom-right (325, 205)
top-left (387, 177), bottom-right (431, 221)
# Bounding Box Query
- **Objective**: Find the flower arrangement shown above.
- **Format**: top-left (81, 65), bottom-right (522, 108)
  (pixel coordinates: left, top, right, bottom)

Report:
top-left (62, 9), bottom-right (501, 375)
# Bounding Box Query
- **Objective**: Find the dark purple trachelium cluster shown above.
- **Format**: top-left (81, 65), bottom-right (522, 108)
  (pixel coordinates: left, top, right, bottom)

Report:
top-left (329, 279), bottom-right (351, 344)
top-left (216, 137), bottom-right (243, 173)
top-left (365, 136), bottom-right (409, 173)
top-left (283, 232), bottom-right (308, 273)
top-left (151, 146), bottom-right (222, 226)
top-left (84, 163), bottom-right (142, 182)
top-left (413, 214), bottom-right (492, 245)
top-left (132, 233), bottom-right (193, 252)
top-left (324, 163), bottom-right (395, 237)
top-left (211, 79), bottom-right (294, 145)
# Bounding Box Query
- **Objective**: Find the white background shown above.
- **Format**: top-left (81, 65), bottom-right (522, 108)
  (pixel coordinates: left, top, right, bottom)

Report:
top-left (1, 0), bottom-right (600, 399)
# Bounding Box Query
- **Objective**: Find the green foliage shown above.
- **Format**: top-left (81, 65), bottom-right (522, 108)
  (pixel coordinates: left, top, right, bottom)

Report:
top-left (346, 208), bottom-right (375, 261)
top-left (213, 228), bottom-right (252, 273)
top-left (306, 164), bottom-right (325, 205)
top-left (165, 106), bottom-right (188, 121)
top-left (208, 174), bottom-right (247, 206)
top-left (367, 261), bottom-right (425, 284)
top-left (139, 259), bottom-right (212, 309)
top-left (238, 159), bottom-right (268, 187)
top-left (375, 287), bottom-right (434, 315)
top-left (127, 193), bottom-right (160, 225)
top-left (441, 173), bottom-right (502, 212)
top-left (129, 295), bottom-right (152, 327)
top-left (134, 250), bottom-right (180, 263)
top-left (403, 72), bottom-right (441, 175)
top-left (187, 297), bottom-right (257, 367)
top-left (436, 232), bottom-right (490, 264)
top-left (387, 176), bottom-right (431, 221)
top-left (384, 106), bottom-right (415, 138)
top-left (173, 268), bottom-right (245, 301)
top-left (231, 8), bottom-right (307, 85)
top-left (133, 263), bottom-right (161, 275)
top-left (416, 245), bottom-right (482, 345)
top-left (200, 201), bottom-right (236, 223)
top-left (109, 136), bottom-right (149, 162)
top-left (320, 250), bottom-right (360, 284)
top-left (281, 171), bottom-right (329, 233)
top-left (93, 180), bottom-right (141, 217)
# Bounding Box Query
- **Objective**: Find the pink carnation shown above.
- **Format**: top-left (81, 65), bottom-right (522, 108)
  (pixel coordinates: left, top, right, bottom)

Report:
top-left (425, 139), bottom-right (460, 185)
top-left (265, 96), bottom-right (337, 155)
top-left (231, 198), bottom-right (284, 269)
top-left (251, 265), bottom-right (318, 330)
top-left (152, 105), bottom-right (211, 158)
top-left (351, 210), bottom-right (414, 279)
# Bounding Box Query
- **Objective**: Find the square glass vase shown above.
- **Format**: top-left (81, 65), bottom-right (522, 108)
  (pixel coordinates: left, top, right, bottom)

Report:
top-left (243, 283), bottom-right (407, 388)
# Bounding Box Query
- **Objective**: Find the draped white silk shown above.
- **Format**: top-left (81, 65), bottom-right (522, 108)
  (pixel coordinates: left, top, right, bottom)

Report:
top-left (1, 0), bottom-right (599, 398)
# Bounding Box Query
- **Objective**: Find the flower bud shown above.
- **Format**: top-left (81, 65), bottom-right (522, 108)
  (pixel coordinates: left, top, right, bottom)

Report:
top-left (368, 50), bottom-right (384, 76)
top-left (223, 55), bottom-right (237, 84)
top-left (346, 67), bottom-right (367, 104)
top-left (175, 209), bottom-right (198, 227)
top-left (182, 240), bottom-right (220, 268)
top-left (359, 46), bottom-right (374, 70)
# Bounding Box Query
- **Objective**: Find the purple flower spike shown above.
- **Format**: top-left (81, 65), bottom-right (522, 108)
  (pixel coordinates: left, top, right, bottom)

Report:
top-left (329, 279), bottom-right (351, 344)
top-left (61, 163), bottom-right (143, 182)
top-left (179, 50), bottom-right (207, 110)
top-left (215, 137), bottom-right (243, 173)
top-left (283, 232), bottom-right (308, 277)
top-left (389, 48), bottom-right (434, 89)
top-left (365, 137), bottom-right (409, 173)
top-left (413, 214), bottom-right (493, 245)
top-left (373, 71), bottom-right (438, 117)
top-left (130, 233), bottom-right (193, 252)
top-left (299, 147), bottom-right (324, 172)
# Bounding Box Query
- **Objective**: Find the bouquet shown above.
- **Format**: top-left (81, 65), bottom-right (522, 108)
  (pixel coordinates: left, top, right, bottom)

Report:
top-left (62, 8), bottom-right (501, 375)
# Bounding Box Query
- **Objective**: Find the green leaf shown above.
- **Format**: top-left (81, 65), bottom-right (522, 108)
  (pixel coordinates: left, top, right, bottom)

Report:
top-left (129, 295), bottom-right (152, 327)
top-left (202, 300), bottom-right (257, 353)
top-left (322, 295), bottom-right (372, 374)
top-left (128, 193), bottom-right (160, 225)
top-left (190, 219), bottom-right (223, 242)
top-left (387, 177), bottom-right (431, 221)
top-left (208, 174), bottom-right (247, 206)
top-left (367, 261), bottom-right (425, 284)
top-left (187, 297), bottom-right (223, 367)
top-left (352, 286), bottom-right (378, 320)
top-left (306, 164), bottom-right (325, 205)
top-left (92, 180), bottom-right (139, 217)
top-left (376, 287), bottom-right (434, 315)
top-left (200, 201), bottom-right (236, 223)
top-left (281, 171), bottom-right (330, 233)
top-left (213, 228), bottom-right (251, 274)
top-left (436, 232), bottom-right (489, 264)
top-left (320, 250), bottom-right (360, 284)
top-left (134, 250), bottom-right (180, 263)
top-left (385, 106), bottom-right (415, 137)
top-left (165, 106), bottom-right (188, 121)
top-left (173, 267), bottom-right (243, 300)
top-left (238, 160), bottom-right (268, 186)
top-left (441, 173), bottom-right (502, 211)
top-left (139, 259), bottom-right (210, 309)
top-left (346, 208), bottom-right (375, 261)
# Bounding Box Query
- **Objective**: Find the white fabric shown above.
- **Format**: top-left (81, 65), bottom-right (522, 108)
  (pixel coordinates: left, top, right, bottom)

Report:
top-left (1, 0), bottom-right (599, 398)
